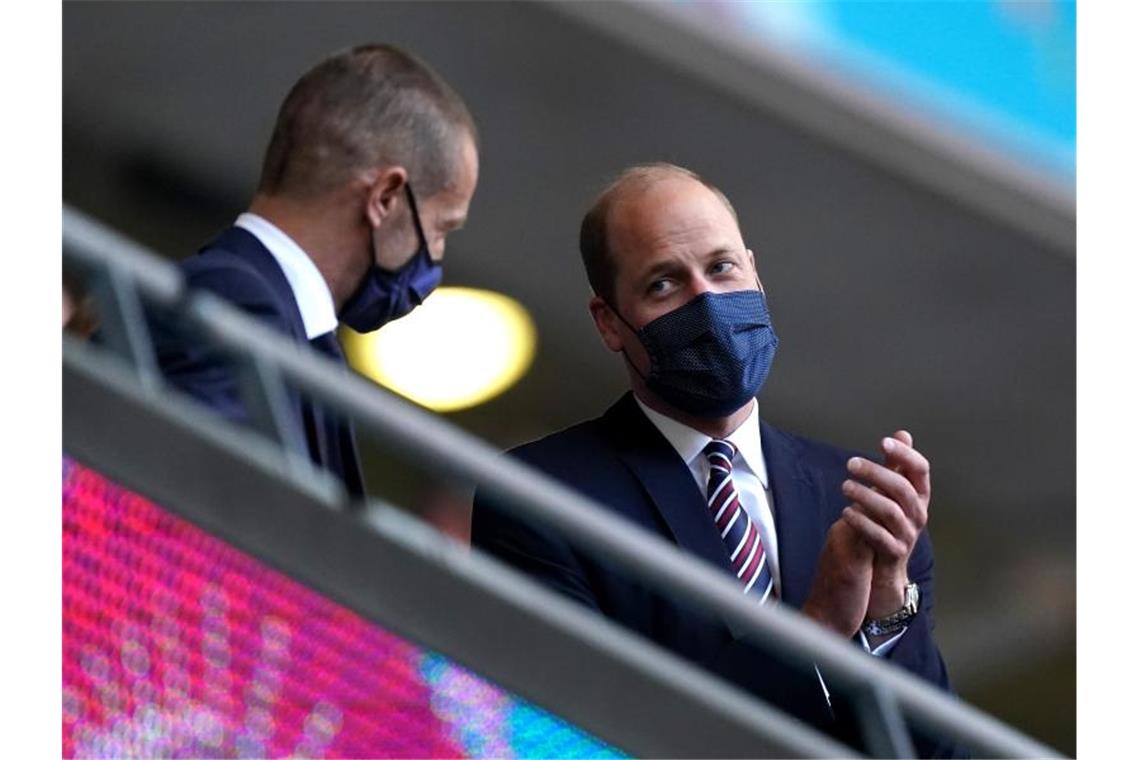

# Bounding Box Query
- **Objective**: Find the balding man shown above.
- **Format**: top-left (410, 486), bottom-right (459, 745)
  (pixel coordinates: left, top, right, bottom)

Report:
top-left (472, 163), bottom-right (958, 755)
top-left (152, 44), bottom-right (479, 497)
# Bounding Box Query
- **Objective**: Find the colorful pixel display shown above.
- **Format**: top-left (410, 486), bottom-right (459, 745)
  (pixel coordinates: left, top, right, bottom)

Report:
top-left (62, 458), bottom-right (621, 758)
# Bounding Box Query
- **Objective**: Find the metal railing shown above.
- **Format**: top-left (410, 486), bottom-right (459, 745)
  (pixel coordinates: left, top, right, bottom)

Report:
top-left (62, 205), bottom-right (1061, 758)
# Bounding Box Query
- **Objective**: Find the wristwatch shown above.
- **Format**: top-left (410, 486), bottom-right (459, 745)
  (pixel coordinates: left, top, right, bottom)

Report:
top-left (861, 582), bottom-right (920, 637)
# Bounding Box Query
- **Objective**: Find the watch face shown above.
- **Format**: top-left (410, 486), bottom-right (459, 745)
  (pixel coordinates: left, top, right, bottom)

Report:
top-left (904, 583), bottom-right (920, 614)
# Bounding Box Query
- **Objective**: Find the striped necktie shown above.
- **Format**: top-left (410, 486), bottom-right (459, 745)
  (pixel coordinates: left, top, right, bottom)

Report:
top-left (704, 439), bottom-right (775, 603)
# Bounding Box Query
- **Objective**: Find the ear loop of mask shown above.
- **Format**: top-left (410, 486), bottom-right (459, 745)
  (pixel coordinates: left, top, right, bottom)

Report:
top-left (603, 299), bottom-right (652, 384)
top-left (403, 181), bottom-right (432, 260)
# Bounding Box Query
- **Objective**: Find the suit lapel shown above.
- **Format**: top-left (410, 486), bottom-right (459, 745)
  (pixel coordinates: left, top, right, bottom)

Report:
top-left (309, 332), bottom-right (366, 498)
top-left (603, 395), bottom-right (830, 630)
top-left (605, 395), bottom-right (755, 636)
top-left (761, 420), bottom-right (828, 610)
top-left (607, 394), bottom-right (736, 573)
top-left (204, 227), bottom-right (308, 342)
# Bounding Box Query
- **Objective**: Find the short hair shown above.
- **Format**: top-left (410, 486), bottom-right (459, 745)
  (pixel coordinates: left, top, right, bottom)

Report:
top-left (258, 44), bottom-right (477, 199)
top-left (579, 162), bottom-right (738, 308)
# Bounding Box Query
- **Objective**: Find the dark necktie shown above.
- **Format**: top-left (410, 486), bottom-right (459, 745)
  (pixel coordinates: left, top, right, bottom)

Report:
top-left (307, 331), bottom-right (365, 499)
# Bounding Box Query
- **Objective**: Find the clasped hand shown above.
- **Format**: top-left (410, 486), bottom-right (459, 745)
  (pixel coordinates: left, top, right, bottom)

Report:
top-left (803, 431), bottom-right (931, 637)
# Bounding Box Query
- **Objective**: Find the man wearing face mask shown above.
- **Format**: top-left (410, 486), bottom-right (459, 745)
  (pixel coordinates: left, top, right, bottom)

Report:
top-left (472, 164), bottom-right (959, 756)
top-left (151, 44), bottom-right (479, 498)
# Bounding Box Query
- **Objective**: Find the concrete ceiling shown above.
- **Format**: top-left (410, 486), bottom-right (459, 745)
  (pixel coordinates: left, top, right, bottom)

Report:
top-left (63, 1), bottom-right (1074, 744)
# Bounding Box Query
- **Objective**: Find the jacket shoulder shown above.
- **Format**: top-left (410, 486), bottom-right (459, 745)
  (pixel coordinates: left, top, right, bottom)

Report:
top-left (507, 416), bottom-right (620, 472)
top-left (489, 414), bottom-right (655, 516)
top-left (763, 420), bottom-right (868, 472)
top-left (177, 241), bottom-right (299, 333)
top-left (181, 246), bottom-right (274, 302)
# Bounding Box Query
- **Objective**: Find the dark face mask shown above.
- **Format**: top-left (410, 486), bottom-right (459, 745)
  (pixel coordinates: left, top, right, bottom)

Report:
top-left (611, 289), bottom-right (779, 418)
top-left (339, 183), bottom-right (442, 333)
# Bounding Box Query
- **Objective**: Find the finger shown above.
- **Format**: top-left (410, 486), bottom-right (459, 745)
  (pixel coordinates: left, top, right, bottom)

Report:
top-left (883, 431), bottom-right (912, 473)
top-left (847, 457), bottom-right (926, 528)
top-left (880, 436), bottom-right (931, 500)
top-left (842, 507), bottom-right (907, 561)
top-left (842, 479), bottom-right (916, 546)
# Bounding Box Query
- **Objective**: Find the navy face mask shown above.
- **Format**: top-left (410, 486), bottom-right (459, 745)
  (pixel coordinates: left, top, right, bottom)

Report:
top-left (612, 289), bottom-right (779, 418)
top-left (339, 183), bottom-right (442, 333)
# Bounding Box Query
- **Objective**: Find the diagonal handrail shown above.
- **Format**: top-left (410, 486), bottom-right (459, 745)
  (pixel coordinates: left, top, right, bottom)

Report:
top-left (64, 333), bottom-right (852, 758)
top-left (62, 205), bottom-right (1062, 758)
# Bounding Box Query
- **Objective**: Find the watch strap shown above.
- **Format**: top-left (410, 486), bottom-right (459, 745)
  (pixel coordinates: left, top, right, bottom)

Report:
top-left (861, 582), bottom-right (919, 637)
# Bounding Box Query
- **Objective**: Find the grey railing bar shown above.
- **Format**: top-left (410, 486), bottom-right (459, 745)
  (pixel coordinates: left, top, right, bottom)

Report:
top-left (64, 334), bottom-right (854, 758)
top-left (183, 253), bottom-right (1057, 759)
top-left (198, 291), bottom-right (1055, 757)
top-left (855, 684), bottom-right (916, 759)
top-left (84, 265), bottom-right (161, 391)
top-left (63, 205), bottom-right (1060, 758)
top-left (63, 206), bottom-right (318, 480)
top-left (64, 207), bottom-right (184, 302)
top-left (234, 351), bottom-right (311, 462)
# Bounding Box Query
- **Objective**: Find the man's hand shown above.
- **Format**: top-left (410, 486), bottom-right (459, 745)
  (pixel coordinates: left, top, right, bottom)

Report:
top-left (801, 518), bottom-right (874, 638)
top-left (841, 430), bottom-right (931, 619)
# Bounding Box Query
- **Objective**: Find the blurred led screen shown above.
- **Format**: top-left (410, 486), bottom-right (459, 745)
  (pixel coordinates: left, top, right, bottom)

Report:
top-left (62, 458), bottom-right (621, 758)
top-left (677, 0), bottom-right (1075, 181)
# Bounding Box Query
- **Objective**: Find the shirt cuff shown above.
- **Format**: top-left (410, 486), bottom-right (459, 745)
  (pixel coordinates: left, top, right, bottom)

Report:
top-left (859, 627), bottom-right (907, 656)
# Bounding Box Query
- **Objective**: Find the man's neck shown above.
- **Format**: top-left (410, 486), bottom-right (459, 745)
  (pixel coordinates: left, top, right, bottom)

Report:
top-left (247, 193), bottom-right (367, 310)
top-left (631, 385), bottom-right (755, 439)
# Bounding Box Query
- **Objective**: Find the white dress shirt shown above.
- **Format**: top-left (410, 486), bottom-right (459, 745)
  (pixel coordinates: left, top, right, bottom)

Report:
top-left (634, 396), bottom-right (784, 599)
top-left (633, 395), bottom-right (903, 657)
top-left (234, 212), bottom-right (338, 340)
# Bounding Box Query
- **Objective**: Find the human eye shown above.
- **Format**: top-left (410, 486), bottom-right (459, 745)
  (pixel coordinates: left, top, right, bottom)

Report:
top-left (647, 277), bottom-right (675, 296)
top-left (709, 259), bottom-right (738, 276)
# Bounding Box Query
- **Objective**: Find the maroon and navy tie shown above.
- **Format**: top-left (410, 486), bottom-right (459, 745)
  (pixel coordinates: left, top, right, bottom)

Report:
top-left (704, 440), bottom-right (775, 603)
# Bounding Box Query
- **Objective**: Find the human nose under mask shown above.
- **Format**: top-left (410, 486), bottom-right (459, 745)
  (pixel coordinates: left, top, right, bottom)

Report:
top-left (609, 288), bottom-right (779, 418)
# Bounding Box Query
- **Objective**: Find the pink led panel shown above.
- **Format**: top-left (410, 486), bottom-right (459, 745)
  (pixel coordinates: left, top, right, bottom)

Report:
top-left (62, 458), bottom-right (618, 758)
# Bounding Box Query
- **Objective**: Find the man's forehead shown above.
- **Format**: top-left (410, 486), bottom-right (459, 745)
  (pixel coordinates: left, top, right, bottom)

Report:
top-left (608, 176), bottom-right (742, 259)
top-left (433, 131), bottom-right (480, 200)
top-left (432, 138), bottom-right (479, 223)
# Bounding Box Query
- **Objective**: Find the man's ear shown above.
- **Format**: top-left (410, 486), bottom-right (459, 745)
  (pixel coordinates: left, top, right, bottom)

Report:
top-left (364, 167), bottom-right (408, 228)
top-left (588, 295), bottom-right (625, 353)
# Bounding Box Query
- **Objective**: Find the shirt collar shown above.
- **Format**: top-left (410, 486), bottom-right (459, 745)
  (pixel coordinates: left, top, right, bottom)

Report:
top-left (234, 212), bottom-right (338, 340)
top-left (633, 395), bottom-right (769, 489)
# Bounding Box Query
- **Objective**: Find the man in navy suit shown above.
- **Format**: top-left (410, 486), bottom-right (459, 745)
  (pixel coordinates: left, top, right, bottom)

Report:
top-left (152, 44), bottom-right (479, 497)
top-left (472, 164), bottom-right (958, 754)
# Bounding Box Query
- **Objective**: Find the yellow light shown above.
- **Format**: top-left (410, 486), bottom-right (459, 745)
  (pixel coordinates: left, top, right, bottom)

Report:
top-left (340, 287), bottom-right (537, 413)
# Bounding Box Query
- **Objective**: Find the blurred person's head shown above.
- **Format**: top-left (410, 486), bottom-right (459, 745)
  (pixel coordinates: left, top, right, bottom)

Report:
top-left (62, 272), bottom-right (98, 338)
top-left (251, 44), bottom-right (480, 329)
top-left (581, 163), bottom-right (775, 434)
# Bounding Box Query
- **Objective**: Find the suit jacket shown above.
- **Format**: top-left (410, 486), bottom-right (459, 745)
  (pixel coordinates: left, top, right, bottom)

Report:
top-left (149, 227), bottom-right (364, 497)
top-left (472, 392), bottom-right (959, 755)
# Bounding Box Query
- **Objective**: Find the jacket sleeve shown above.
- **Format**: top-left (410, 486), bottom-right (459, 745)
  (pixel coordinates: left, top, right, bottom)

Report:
top-left (149, 259), bottom-right (298, 429)
top-left (882, 528), bottom-right (951, 689)
top-left (470, 481), bottom-right (603, 615)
